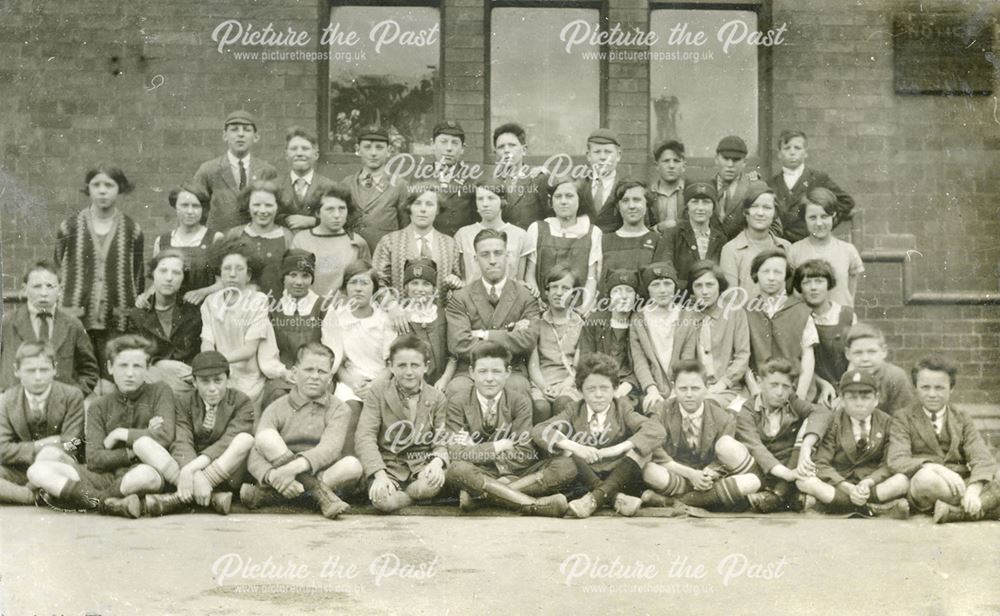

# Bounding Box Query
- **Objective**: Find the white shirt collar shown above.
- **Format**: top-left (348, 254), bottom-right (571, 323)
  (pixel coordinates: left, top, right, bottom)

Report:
top-left (227, 151), bottom-right (250, 171)
top-left (482, 277), bottom-right (508, 297)
top-left (587, 404), bottom-right (610, 431)
top-left (782, 165), bottom-right (805, 179)
top-left (545, 215), bottom-right (591, 237)
top-left (27, 303), bottom-right (54, 317)
top-left (680, 403), bottom-right (705, 422)
top-left (25, 385), bottom-right (52, 408)
top-left (476, 390), bottom-right (502, 413)
top-left (280, 290), bottom-right (320, 316)
top-left (291, 169), bottom-right (314, 186)
top-left (923, 407), bottom-right (947, 420)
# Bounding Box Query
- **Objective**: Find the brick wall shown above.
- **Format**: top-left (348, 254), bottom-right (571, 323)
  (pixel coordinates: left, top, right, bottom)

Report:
top-left (2, 0), bottom-right (998, 401)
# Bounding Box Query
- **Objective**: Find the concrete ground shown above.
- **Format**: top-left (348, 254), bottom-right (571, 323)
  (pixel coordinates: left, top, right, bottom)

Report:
top-left (1, 507), bottom-right (998, 616)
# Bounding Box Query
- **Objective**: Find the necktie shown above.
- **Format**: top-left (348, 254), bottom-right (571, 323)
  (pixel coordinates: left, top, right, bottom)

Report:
top-left (294, 177), bottom-right (307, 200)
top-left (202, 405), bottom-right (217, 432)
top-left (856, 418), bottom-right (869, 450)
top-left (930, 411), bottom-right (942, 437)
top-left (593, 178), bottom-right (605, 207)
top-left (483, 397), bottom-right (497, 430)
top-left (238, 160), bottom-right (247, 190)
top-left (417, 237), bottom-right (428, 258)
top-left (28, 397), bottom-right (44, 425)
top-left (36, 311), bottom-right (51, 342)
top-left (488, 285), bottom-right (500, 308)
top-left (361, 172), bottom-right (374, 189)
top-left (589, 411), bottom-right (603, 435)
top-left (683, 414), bottom-right (699, 450)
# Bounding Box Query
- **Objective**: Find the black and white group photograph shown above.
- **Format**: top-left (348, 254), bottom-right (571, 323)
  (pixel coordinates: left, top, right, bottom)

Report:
top-left (0, 0), bottom-right (998, 614)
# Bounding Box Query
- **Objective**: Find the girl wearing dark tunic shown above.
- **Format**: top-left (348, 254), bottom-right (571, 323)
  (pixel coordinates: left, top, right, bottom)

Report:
top-left (402, 258), bottom-right (456, 391)
top-left (222, 180), bottom-right (293, 301)
top-left (599, 181), bottom-right (659, 301)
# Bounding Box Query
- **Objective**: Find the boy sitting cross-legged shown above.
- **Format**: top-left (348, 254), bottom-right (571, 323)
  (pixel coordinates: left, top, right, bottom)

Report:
top-left (639, 360), bottom-right (761, 513)
top-left (796, 369), bottom-right (910, 518)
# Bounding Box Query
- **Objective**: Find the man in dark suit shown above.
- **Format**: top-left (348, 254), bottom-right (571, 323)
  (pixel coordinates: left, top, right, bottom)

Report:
top-left (491, 122), bottom-right (550, 230)
top-left (0, 260), bottom-right (98, 395)
top-left (888, 357), bottom-right (1000, 523)
top-left (0, 342), bottom-right (84, 504)
top-left (713, 135), bottom-right (776, 240)
top-left (768, 130), bottom-right (855, 242)
top-left (445, 341), bottom-right (575, 517)
top-left (579, 128), bottom-right (626, 233)
top-left (430, 120), bottom-right (477, 237)
top-left (143, 351), bottom-right (255, 516)
top-left (798, 369), bottom-right (910, 517)
top-left (191, 110), bottom-right (279, 231)
top-left (651, 182), bottom-right (728, 289)
top-left (446, 228), bottom-right (540, 398)
top-left (343, 125), bottom-right (409, 250)
top-left (276, 126), bottom-right (339, 230)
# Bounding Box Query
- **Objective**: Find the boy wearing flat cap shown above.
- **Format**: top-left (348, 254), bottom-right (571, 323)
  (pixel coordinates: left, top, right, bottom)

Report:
top-left (580, 128), bottom-right (627, 233)
top-left (243, 342), bottom-right (362, 519)
top-left (652, 181), bottom-right (728, 290)
top-left (343, 124), bottom-right (409, 250)
top-left (430, 121), bottom-right (477, 237)
top-left (143, 351), bottom-right (256, 516)
top-left (191, 110), bottom-right (279, 231)
top-left (797, 369), bottom-right (910, 517)
top-left (713, 135), bottom-right (778, 241)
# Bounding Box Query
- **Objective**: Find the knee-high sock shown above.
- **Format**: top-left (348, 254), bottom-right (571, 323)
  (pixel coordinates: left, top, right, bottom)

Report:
top-left (679, 477), bottom-right (745, 510)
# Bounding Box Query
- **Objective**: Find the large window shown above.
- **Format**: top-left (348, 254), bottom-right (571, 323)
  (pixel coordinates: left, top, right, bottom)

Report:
top-left (490, 7), bottom-right (601, 155)
top-left (327, 5), bottom-right (440, 155)
top-left (649, 9), bottom-right (759, 158)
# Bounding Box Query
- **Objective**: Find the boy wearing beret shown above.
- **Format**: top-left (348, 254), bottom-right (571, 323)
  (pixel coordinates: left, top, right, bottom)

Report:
top-left (344, 124), bottom-right (410, 250)
top-left (144, 351), bottom-right (256, 516)
top-left (652, 181), bottom-right (727, 290)
top-left (243, 342), bottom-right (362, 519)
top-left (0, 342), bottom-right (84, 505)
top-left (430, 121), bottom-right (477, 237)
top-left (641, 360), bottom-right (759, 512)
top-left (797, 369), bottom-right (910, 517)
top-left (888, 357), bottom-right (1000, 523)
top-left (191, 110), bottom-right (279, 231)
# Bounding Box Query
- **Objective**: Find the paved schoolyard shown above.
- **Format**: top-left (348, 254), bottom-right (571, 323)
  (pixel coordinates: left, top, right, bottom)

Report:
top-left (1, 507), bottom-right (998, 616)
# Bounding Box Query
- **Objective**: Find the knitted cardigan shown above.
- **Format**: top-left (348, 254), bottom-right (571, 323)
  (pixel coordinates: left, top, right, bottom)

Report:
top-left (55, 209), bottom-right (144, 332)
